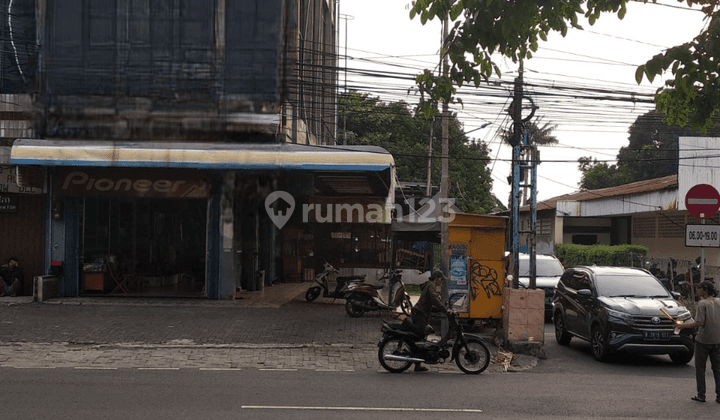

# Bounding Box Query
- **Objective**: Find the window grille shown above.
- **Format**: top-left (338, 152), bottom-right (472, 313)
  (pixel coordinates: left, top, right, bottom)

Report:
top-left (632, 215), bottom-right (656, 238)
top-left (658, 214), bottom-right (685, 238)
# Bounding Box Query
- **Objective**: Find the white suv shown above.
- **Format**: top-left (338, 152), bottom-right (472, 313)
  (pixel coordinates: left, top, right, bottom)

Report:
top-left (517, 253), bottom-right (565, 320)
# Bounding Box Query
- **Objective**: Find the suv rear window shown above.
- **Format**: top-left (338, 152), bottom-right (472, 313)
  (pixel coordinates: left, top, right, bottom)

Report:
top-left (519, 257), bottom-right (564, 277)
top-left (594, 273), bottom-right (670, 298)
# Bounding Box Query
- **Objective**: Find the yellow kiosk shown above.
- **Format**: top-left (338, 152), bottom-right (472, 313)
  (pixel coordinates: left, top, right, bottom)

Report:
top-left (447, 213), bottom-right (508, 320)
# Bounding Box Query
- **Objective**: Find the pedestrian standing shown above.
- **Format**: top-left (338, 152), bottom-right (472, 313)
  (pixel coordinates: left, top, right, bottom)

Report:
top-left (676, 280), bottom-right (720, 403)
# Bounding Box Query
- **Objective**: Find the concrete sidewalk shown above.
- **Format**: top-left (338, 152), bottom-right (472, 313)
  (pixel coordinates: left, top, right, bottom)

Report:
top-left (0, 283), bottom-right (537, 372)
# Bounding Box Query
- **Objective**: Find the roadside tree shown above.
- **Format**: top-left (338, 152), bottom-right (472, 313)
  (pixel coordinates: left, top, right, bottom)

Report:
top-left (410, 0), bottom-right (720, 131)
top-left (340, 91), bottom-right (498, 214)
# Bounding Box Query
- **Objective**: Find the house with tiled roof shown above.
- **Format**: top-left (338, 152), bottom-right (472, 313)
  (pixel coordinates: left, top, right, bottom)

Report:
top-left (519, 173), bottom-right (720, 277)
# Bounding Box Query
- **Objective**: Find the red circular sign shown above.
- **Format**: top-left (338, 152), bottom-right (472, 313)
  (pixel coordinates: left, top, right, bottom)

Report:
top-left (685, 184), bottom-right (720, 219)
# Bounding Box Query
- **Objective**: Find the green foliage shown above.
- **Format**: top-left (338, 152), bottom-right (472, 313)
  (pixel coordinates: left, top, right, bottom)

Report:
top-left (577, 111), bottom-right (720, 190)
top-left (555, 244), bottom-right (647, 267)
top-left (409, 0), bottom-right (634, 117)
top-left (340, 91), bottom-right (496, 214)
top-left (410, 0), bottom-right (720, 131)
top-left (577, 158), bottom-right (630, 190)
top-left (637, 9), bottom-right (720, 132)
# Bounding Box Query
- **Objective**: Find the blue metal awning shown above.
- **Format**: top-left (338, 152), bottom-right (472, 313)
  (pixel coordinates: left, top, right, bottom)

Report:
top-left (10, 139), bottom-right (395, 171)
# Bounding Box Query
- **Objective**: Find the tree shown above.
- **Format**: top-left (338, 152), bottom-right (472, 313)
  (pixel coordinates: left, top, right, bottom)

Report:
top-left (499, 119), bottom-right (558, 205)
top-left (340, 91), bottom-right (496, 214)
top-left (577, 111), bottom-right (720, 189)
top-left (499, 120), bottom-right (559, 146)
top-left (577, 157), bottom-right (630, 190)
top-left (410, 0), bottom-right (720, 131)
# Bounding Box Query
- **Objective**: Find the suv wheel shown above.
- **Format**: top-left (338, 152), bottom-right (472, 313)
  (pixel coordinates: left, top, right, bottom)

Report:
top-left (590, 325), bottom-right (610, 362)
top-left (553, 311), bottom-right (571, 346)
top-left (669, 351), bottom-right (693, 365)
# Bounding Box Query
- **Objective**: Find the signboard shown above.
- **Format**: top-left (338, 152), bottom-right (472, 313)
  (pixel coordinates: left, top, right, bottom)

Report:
top-left (0, 193), bottom-right (18, 213)
top-left (448, 244), bottom-right (469, 312)
top-left (56, 168), bottom-right (209, 198)
top-left (0, 166), bottom-right (43, 194)
top-left (685, 224), bottom-right (720, 248)
top-left (685, 183), bottom-right (720, 219)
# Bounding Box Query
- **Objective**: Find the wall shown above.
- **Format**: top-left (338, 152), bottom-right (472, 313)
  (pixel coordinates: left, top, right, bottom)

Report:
top-left (0, 192), bottom-right (46, 295)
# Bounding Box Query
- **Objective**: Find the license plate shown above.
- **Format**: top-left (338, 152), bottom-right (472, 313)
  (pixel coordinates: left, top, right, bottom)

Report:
top-left (643, 331), bottom-right (671, 340)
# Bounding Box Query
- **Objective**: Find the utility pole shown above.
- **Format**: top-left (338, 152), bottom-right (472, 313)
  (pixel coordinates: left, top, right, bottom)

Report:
top-left (425, 119), bottom-right (434, 197)
top-left (440, 14), bottom-right (450, 319)
top-left (510, 61), bottom-right (524, 290)
top-left (510, 60), bottom-right (538, 289)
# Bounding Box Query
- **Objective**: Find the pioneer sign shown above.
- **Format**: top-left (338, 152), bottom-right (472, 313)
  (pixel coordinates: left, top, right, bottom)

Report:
top-left (685, 184), bottom-right (720, 219)
top-left (56, 168), bottom-right (209, 198)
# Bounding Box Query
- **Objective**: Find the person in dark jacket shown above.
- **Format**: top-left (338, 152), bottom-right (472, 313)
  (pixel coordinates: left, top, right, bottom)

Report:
top-left (1, 257), bottom-right (24, 297)
top-left (406, 269), bottom-right (451, 372)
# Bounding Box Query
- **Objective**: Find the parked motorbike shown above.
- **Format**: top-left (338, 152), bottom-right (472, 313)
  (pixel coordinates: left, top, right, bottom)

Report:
top-left (377, 310), bottom-right (490, 374)
top-left (343, 269), bottom-right (412, 317)
top-left (305, 262), bottom-right (367, 302)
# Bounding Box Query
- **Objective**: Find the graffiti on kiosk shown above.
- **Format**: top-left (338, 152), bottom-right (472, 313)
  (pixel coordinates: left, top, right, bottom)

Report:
top-left (58, 170), bottom-right (209, 198)
top-left (469, 261), bottom-right (501, 300)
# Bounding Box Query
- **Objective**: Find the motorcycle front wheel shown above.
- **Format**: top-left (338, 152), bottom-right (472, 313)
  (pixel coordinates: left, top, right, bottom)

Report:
top-left (378, 337), bottom-right (413, 373)
top-left (454, 338), bottom-right (490, 374)
top-left (305, 286), bottom-right (321, 302)
top-left (345, 298), bottom-right (366, 317)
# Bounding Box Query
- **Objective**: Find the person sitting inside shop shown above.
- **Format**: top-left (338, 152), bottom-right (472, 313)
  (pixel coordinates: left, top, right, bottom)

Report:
top-left (1, 257), bottom-right (24, 297)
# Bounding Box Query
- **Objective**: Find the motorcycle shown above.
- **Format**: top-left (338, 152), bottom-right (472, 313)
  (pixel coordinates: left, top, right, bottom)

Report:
top-left (305, 262), bottom-right (368, 302)
top-left (343, 269), bottom-right (412, 317)
top-left (377, 310), bottom-right (490, 374)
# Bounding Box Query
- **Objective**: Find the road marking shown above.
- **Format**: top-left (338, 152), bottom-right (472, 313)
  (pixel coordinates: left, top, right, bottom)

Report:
top-left (259, 368), bottom-right (298, 371)
top-left (241, 405), bottom-right (482, 413)
top-left (13, 366), bottom-right (56, 369)
top-left (199, 368), bottom-right (242, 371)
top-left (74, 367), bottom-right (118, 370)
top-left (138, 367), bottom-right (180, 370)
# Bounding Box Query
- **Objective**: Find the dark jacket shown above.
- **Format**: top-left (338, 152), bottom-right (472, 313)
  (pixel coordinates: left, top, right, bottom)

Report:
top-left (2, 266), bottom-right (24, 286)
top-left (412, 280), bottom-right (445, 321)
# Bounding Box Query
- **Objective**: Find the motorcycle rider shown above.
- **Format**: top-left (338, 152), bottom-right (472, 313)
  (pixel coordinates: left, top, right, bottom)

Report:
top-left (405, 269), bottom-right (452, 372)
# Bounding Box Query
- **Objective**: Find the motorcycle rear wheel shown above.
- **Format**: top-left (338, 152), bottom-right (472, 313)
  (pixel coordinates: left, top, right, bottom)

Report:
top-left (454, 338), bottom-right (490, 374)
top-left (305, 286), bottom-right (321, 302)
top-left (345, 298), bottom-right (366, 317)
top-left (378, 337), bottom-right (413, 373)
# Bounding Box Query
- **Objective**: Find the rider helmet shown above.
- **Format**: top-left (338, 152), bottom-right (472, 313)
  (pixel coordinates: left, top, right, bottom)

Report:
top-left (430, 270), bottom-right (448, 282)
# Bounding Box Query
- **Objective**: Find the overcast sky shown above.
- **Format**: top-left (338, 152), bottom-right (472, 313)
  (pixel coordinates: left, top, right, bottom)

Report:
top-left (338, 0), bottom-right (708, 206)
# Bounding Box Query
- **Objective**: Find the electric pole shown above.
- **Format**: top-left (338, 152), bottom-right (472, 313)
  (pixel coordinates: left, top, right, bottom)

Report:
top-left (425, 119), bottom-right (434, 197)
top-left (440, 14), bottom-right (450, 304)
top-left (509, 60), bottom-right (538, 290)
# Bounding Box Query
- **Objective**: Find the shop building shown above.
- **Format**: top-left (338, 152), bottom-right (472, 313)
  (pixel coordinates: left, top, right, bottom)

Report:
top-left (2, 1), bottom-right (397, 299)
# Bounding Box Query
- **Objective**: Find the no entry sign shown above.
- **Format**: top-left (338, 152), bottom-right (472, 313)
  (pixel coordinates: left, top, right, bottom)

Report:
top-left (685, 184), bottom-right (720, 219)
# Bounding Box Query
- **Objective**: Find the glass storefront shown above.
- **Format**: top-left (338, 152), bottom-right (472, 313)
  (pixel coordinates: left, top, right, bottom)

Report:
top-left (80, 197), bottom-right (207, 297)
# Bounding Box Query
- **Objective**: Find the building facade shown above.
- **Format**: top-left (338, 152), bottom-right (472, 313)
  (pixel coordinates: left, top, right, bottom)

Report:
top-left (2, 0), bottom-right (396, 299)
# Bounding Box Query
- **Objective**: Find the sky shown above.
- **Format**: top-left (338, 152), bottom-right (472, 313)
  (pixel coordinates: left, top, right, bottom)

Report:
top-left (338, 0), bottom-right (708, 207)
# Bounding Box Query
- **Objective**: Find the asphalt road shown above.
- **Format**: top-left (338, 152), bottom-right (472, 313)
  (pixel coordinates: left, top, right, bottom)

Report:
top-left (3, 325), bottom-right (718, 419)
top-left (2, 362), bottom-right (716, 420)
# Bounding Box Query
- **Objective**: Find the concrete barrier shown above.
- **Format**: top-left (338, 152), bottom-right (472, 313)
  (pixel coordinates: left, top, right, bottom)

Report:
top-left (34, 275), bottom-right (60, 302)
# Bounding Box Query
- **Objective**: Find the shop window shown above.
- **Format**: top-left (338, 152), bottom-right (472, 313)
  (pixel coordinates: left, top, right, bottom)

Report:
top-left (572, 234), bottom-right (597, 245)
top-left (81, 197), bottom-right (206, 296)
